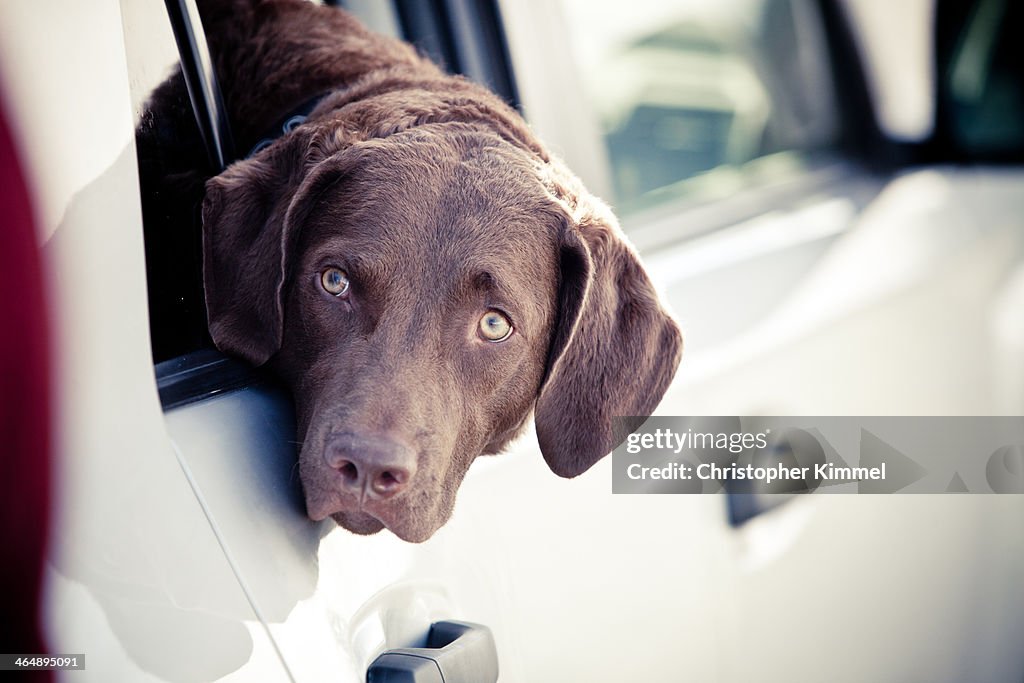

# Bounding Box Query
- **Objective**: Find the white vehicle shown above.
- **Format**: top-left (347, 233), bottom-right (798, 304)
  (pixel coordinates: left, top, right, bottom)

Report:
top-left (1, 0), bottom-right (1022, 681)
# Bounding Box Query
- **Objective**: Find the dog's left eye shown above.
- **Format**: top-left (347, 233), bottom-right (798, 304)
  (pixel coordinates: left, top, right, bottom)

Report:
top-left (320, 267), bottom-right (350, 296)
top-left (478, 310), bottom-right (513, 342)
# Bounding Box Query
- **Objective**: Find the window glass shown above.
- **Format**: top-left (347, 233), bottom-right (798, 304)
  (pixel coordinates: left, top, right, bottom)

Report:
top-left (335, 0), bottom-right (403, 38)
top-left (558, 0), bottom-right (838, 216)
top-left (940, 0), bottom-right (1024, 158)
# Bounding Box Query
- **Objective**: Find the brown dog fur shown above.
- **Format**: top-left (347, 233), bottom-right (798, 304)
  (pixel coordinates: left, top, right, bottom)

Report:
top-left (195, 0), bottom-right (682, 542)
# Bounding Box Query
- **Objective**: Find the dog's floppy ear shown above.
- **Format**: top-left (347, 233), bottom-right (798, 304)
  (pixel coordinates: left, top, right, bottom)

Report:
top-left (202, 136), bottom-right (361, 365)
top-left (535, 180), bottom-right (683, 478)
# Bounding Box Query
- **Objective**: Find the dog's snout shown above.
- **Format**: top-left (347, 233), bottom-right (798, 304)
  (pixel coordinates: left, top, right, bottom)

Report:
top-left (324, 433), bottom-right (417, 500)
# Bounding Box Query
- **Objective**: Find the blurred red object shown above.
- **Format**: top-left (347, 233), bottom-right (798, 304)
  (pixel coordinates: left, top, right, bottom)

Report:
top-left (0, 97), bottom-right (53, 681)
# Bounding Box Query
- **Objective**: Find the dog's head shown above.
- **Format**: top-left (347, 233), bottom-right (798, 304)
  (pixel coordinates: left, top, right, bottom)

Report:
top-left (202, 106), bottom-right (681, 542)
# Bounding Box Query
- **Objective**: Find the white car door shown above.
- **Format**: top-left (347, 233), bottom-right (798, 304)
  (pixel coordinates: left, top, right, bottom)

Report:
top-left (500, 0), bottom-right (1024, 681)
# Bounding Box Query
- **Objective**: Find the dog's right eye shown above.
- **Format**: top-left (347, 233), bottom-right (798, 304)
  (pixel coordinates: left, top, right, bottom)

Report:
top-left (320, 267), bottom-right (350, 297)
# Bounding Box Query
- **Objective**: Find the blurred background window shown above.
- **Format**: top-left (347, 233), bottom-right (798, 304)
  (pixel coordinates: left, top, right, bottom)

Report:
top-left (558, 0), bottom-right (839, 216)
top-left (937, 0), bottom-right (1024, 159)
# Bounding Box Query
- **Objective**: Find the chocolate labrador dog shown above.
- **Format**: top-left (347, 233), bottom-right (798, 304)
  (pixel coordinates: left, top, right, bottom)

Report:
top-left (183, 0), bottom-right (682, 542)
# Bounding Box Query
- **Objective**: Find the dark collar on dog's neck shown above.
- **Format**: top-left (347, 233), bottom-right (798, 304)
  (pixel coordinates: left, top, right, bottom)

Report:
top-left (245, 95), bottom-right (328, 159)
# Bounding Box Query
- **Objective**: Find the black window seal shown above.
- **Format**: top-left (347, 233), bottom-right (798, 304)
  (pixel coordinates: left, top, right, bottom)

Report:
top-left (156, 0), bottom-right (245, 410)
top-left (164, 0), bottom-right (235, 172)
top-left (156, 349), bottom-right (269, 411)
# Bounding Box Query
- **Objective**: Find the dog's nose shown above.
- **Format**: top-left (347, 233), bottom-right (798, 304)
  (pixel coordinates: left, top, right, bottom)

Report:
top-left (323, 433), bottom-right (417, 499)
